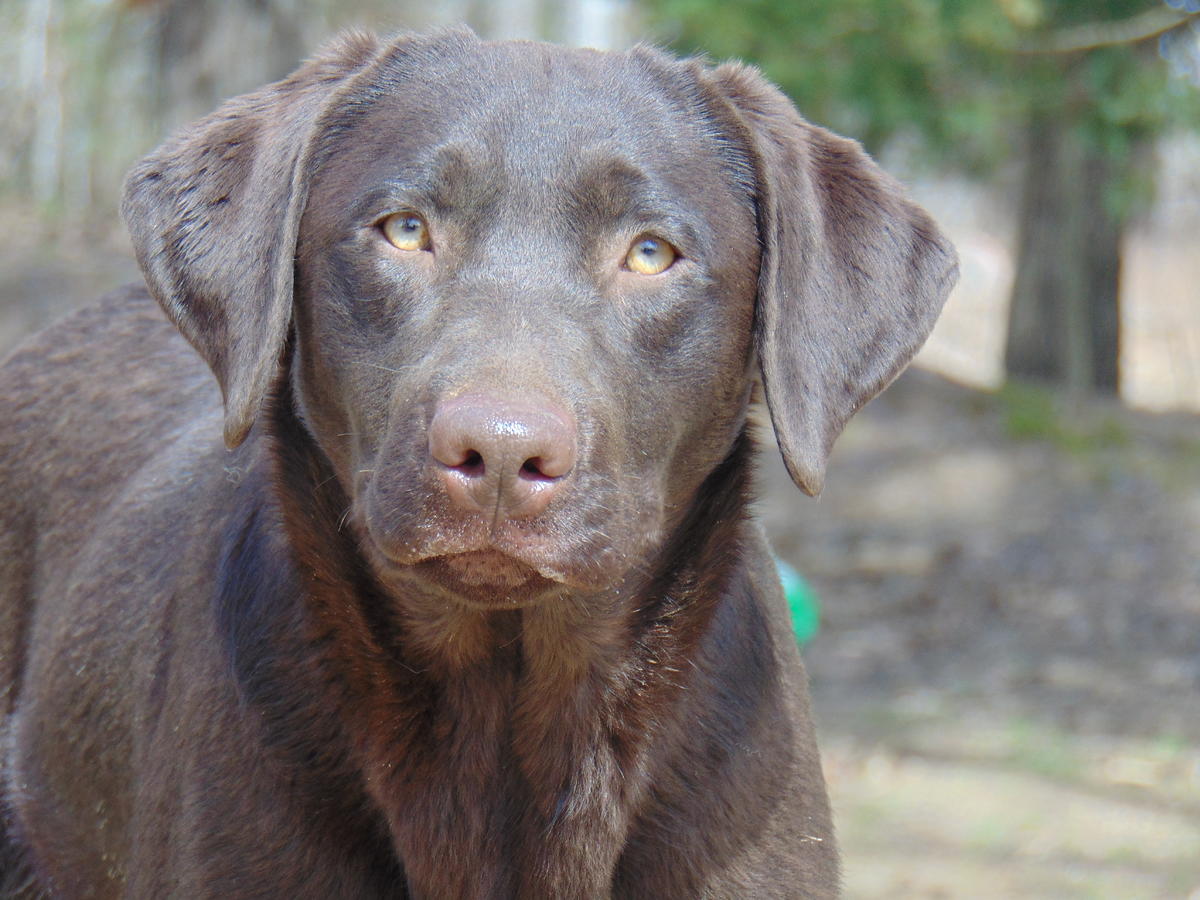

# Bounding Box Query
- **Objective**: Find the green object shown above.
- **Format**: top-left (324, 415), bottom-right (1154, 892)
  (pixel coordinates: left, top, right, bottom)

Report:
top-left (774, 557), bottom-right (820, 645)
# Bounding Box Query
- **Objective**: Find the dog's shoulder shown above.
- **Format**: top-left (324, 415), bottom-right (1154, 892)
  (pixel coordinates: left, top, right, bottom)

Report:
top-left (0, 282), bottom-right (237, 605)
top-left (2, 282), bottom-right (206, 401)
top-left (0, 282), bottom-right (222, 479)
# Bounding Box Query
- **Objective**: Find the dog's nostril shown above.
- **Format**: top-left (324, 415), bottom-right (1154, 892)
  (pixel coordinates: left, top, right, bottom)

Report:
top-left (519, 456), bottom-right (558, 482)
top-left (453, 450), bottom-right (485, 478)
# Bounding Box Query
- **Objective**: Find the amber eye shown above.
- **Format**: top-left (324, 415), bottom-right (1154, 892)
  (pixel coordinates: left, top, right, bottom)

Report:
top-left (625, 236), bottom-right (678, 275)
top-left (381, 212), bottom-right (431, 252)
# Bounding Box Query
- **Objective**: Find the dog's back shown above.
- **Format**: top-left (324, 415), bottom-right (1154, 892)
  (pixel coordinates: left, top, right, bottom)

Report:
top-left (0, 288), bottom-right (224, 892)
top-left (0, 286), bottom-right (217, 710)
top-left (0, 285), bottom-right (218, 618)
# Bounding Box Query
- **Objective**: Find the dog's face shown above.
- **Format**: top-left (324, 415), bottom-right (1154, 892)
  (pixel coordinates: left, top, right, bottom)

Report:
top-left (293, 42), bottom-right (758, 606)
top-left (122, 30), bottom-right (957, 610)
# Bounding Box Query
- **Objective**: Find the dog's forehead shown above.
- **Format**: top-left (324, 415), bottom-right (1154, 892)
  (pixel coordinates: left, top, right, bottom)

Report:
top-left (315, 37), bottom-right (741, 203)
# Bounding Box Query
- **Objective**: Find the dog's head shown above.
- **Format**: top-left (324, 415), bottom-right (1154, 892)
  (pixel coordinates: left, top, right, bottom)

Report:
top-left (123, 30), bottom-right (957, 608)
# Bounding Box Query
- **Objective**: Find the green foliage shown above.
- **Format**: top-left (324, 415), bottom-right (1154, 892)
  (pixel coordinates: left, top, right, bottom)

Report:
top-left (998, 380), bottom-right (1130, 452)
top-left (999, 380), bottom-right (1062, 441)
top-left (644, 0), bottom-right (1200, 177)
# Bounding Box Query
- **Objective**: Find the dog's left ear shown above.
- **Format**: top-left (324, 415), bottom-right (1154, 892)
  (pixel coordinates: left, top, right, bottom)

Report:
top-left (710, 64), bottom-right (958, 496)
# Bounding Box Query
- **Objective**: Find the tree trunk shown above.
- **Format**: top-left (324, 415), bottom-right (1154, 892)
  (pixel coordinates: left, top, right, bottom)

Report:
top-left (1081, 149), bottom-right (1122, 393)
top-left (152, 0), bottom-right (306, 131)
top-left (1005, 113), bottom-right (1123, 395)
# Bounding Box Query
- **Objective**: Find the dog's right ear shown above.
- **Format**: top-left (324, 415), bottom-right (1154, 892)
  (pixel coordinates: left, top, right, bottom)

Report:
top-left (122, 32), bottom-right (382, 449)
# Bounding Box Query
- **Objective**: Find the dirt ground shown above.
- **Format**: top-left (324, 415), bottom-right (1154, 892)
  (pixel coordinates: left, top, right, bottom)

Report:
top-left (755, 373), bottom-right (1200, 898)
top-left (2, 220), bottom-right (1198, 898)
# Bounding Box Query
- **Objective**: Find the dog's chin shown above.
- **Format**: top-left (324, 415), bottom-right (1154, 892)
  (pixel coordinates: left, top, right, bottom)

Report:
top-left (371, 549), bottom-right (570, 610)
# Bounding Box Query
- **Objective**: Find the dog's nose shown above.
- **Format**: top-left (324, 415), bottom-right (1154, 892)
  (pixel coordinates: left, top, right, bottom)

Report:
top-left (428, 394), bottom-right (576, 520)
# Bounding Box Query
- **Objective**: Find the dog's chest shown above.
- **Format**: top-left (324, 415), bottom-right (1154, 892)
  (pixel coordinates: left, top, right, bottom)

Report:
top-left (354, 647), bottom-right (652, 898)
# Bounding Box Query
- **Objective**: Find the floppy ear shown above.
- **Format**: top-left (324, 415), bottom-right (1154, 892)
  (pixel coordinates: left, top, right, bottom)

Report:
top-left (711, 64), bottom-right (958, 496)
top-left (121, 33), bottom-right (382, 448)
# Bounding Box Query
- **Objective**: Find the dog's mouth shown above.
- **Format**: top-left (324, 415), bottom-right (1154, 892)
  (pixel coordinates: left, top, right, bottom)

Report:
top-left (433, 549), bottom-right (539, 587)
top-left (353, 469), bottom-right (653, 607)
top-left (362, 535), bottom-right (572, 609)
top-left (409, 551), bottom-right (563, 609)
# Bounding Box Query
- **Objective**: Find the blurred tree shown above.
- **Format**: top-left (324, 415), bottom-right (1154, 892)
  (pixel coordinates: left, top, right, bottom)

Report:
top-left (642, 0), bottom-right (1200, 396)
top-left (2, 0), bottom-right (317, 222)
top-left (1, 0), bottom-right (615, 225)
top-left (146, 0), bottom-right (308, 129)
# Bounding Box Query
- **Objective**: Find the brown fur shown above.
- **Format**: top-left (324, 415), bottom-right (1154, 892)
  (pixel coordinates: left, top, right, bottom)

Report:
top-left (0, 29), bottom-right (956, 898)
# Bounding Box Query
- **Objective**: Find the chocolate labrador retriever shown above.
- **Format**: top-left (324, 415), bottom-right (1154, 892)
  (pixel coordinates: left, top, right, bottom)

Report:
top-left (0, 28), bottom-right (956, 899)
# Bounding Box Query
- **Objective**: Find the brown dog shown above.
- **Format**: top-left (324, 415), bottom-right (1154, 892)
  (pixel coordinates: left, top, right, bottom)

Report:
top-left (0, 29), bottom-right (956, 898)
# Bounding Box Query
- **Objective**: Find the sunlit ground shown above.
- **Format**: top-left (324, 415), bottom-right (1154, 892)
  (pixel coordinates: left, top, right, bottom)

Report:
top-left (825, 720), bottom-right (1200, 898)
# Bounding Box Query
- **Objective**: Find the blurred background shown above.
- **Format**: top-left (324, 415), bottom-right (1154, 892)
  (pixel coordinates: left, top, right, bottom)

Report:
top-left (2, 0), bottom-right (1198, 896)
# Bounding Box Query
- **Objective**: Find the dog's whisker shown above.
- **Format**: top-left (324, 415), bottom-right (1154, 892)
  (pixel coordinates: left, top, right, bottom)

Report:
top-left (361, 362), bottom-right (419, 374)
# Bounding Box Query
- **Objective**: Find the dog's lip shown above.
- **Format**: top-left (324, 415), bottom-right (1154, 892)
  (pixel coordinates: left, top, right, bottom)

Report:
top-left (367, 546), bottom-right (570, 610)
top-left (356, 503), bottom-right (630, 595)
top-left (421, 551), bottom-right (557, 601)
top-left (369, 538), bottom-right (569, 582)
top-left (425, 549), bottom-right (543, 584)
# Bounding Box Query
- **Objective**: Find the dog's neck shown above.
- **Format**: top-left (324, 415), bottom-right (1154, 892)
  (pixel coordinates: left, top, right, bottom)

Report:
top-left (215, 379), bottom-right (758, 894)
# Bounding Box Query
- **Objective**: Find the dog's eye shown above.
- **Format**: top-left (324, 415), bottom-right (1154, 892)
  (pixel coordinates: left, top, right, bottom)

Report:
top-left (381, 212), bottom-right (431, 252)
top-left (624, 236), bottom-right (677, 276)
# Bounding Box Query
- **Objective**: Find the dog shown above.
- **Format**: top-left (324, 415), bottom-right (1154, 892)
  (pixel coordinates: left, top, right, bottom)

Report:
top-left (0, 28), bottom-right (956, 898)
